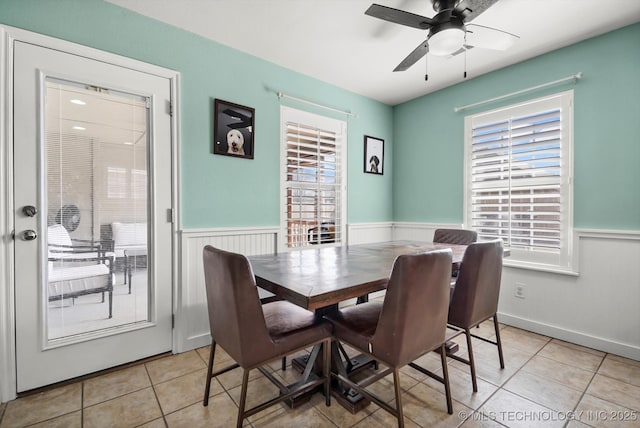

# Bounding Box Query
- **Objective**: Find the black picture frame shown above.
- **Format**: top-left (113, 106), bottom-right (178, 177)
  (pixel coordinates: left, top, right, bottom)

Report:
top-left (213, 99), bottom-right (255, 159)
top-left (364, 135), bottom-right (384, 175)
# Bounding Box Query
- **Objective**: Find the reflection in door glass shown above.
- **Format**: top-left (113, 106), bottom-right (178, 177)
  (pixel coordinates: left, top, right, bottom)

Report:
top-left (45, 78), bottom-right (149, 340)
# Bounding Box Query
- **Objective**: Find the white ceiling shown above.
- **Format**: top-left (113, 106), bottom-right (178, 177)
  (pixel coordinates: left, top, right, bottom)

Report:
top-left (108, 0), bottom-right (640, 105)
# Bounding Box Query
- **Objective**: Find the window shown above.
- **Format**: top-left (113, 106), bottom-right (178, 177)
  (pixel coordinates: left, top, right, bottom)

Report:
top-left (107, 167), bottom-right (128, 199)
top-left (131, 169), bottom-right (147, 200)
top-left (280, 107), bottom-right (346, 249)
top-left (464, 91), bottom-right (573, 271)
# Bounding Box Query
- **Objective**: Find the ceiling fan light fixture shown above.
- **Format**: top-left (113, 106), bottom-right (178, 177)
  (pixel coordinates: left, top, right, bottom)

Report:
top-left (429, 26), bottom-right (465, 56)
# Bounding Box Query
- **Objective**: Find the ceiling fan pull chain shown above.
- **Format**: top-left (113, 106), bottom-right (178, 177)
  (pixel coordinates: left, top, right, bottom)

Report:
top-left (464, 49), bottom-right (468, 78)
top-left (425, 51), bottom-right (429, 81)
top-left (464, 33), bottom-right (468, 79)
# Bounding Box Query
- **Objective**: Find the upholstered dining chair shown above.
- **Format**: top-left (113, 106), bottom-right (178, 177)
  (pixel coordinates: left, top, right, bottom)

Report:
top-left (325, 250), bottom-right (454, 427)
top-left (433, 228), bottom-right (478, 282)
top-left (433, 228), bottom-right (478, 245)
top-left (447, 239), bottom-right (505, 392)
top-left (201, 245), bottom-right (332, 428)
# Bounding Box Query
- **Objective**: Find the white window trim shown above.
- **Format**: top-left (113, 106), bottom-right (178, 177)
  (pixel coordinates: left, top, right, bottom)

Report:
top-left (279, 106), bottom-right (347, 252)
top-left (463, 90), bottom-right (575, 272)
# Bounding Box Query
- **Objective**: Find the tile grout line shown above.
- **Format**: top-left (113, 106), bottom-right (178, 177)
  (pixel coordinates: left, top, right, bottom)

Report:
top-left (469, 335), bottom-right (552, 427)
top-left (565, 353), bottom-right (610, 428)
top-left (81, 382), bottom-right (84, 428)
top-left (495, 338), bottom-right (608, 428)
top-left (143, 361), bottom-right (168, 427)
top-left (402, 325), bottom-right (518, 428)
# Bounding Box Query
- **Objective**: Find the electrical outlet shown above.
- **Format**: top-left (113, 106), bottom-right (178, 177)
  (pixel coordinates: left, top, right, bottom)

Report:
top-left (514, 283), bottom-right (525, 299)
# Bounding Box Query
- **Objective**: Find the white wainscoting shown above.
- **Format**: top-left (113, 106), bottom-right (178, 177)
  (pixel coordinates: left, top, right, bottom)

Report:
top-left (393, 224), bottom-right (640, 360)
top-left (347, 222), bottom-right (394, 245)
top-left (176, 227), bottom-right (279, 352)
top-left (177, 224), bottom-right (640, 361)
top-left (499, 229), bottom-right (640, 360)
top-left (393, 222), bottom-right (463, 242)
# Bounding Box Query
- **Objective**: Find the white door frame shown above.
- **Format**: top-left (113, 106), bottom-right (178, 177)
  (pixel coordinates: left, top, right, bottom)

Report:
top-left (0, 25), bottom-right (181, 402)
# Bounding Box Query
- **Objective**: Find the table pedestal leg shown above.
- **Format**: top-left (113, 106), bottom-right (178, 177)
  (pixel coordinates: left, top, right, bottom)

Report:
top-left (291, 339), bottom-right (375, 413)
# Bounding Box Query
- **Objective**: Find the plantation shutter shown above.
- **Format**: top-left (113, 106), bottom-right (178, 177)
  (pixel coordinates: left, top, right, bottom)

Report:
top-left (470, 106), bottom-right (563, 251)
top-left (285, 121), bottom-right (342, 248)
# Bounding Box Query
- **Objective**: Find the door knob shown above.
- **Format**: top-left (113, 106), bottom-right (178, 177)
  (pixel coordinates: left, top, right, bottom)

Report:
top-left (22, 205), bottom-right (38, 217)
top-left (22, 230), bottom-right (37, 241)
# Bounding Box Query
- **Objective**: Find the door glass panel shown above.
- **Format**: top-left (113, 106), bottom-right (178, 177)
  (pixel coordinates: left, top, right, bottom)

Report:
top-left (45, 78), bottom-right (149, 341)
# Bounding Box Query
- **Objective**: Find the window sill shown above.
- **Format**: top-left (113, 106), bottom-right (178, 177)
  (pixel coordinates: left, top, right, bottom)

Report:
top-left (503, 259), bottom-right (579, 276)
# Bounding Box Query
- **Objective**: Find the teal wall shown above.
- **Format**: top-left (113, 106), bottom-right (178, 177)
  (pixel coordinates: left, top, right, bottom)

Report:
top-left (393, 23), bottom-right (640, 230)
top-left (3, 1), bottom-right (638, 230)
top-left (0, 0), bottom-right (394, 227)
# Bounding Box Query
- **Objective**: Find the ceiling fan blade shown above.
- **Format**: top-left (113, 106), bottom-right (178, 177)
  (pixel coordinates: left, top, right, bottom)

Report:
top-left (465, 24), bottom-right (519, 50)
top-left (454, 0), bottom-right (499, 22)
top-left (393, 40), bottom-right (429, 72)
top-left (365, 4), bottom-right (434, 30)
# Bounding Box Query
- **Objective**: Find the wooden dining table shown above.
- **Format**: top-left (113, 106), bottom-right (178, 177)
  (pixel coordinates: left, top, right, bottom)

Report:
top-left (249, 240), bottom-right (468, 412)
top-left (250, 240), bottom-right (468, 313)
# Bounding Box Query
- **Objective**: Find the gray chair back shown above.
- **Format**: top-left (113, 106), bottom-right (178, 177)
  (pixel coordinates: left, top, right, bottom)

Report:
top-left (370, 249), bottom-right (452, 367)
top-left (448, 240), bottom-right (504, 328)
top-left (202, 245), bottom-right (273, 368)
top-left (433, 228), bottom-right (478, 245)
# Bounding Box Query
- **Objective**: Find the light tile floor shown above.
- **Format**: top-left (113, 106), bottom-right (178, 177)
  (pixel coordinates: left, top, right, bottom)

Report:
top-left (1, 321), bottom-right (639, 427)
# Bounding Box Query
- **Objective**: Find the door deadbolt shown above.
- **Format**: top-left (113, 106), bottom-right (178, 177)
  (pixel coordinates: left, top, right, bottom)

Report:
top-left (22, 230), bottom-right (37, 241)
top-left (22, 205), bottom-right (38, 217)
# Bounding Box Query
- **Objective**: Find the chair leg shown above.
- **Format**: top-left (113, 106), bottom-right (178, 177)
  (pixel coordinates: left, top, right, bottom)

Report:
top-left (494, 315), bottom-right (505, 369)
top-left (203, 341), bottom-right (217, 406)
top-left (465, 328), bottom-right (478, 392)
top-left (108, 290), bottom-right (113, 319)
top-left (123, 255), bottom-right (128, 285)
top-left (439, 344), bottom-right (453, 414)
top-left (237, 369), bottom-right (250, 428)
top-left (392, 368), bottom-right (404, 428)
top-left (281, 356), bottom-right (286, 371)
top-left (128, 262), bottom-right (133, 294)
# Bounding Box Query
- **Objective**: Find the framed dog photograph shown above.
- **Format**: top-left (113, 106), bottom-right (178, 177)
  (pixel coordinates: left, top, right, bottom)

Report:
top-left (213, 99), bottom-right (255, 159)
top-left (364, 135), bottom-right (384, 175)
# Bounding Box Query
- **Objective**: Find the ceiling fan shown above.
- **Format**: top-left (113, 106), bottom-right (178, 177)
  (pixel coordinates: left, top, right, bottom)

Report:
top-left (365, 0), bottom-right (519, 76)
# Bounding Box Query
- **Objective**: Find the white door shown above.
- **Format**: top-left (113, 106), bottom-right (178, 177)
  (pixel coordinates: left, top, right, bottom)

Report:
top-left (13, 41), bottom-right (174, 391)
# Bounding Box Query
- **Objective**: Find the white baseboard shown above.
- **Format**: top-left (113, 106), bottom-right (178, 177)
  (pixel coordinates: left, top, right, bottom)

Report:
top-left (498, 312), bottom-right (640, 361)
